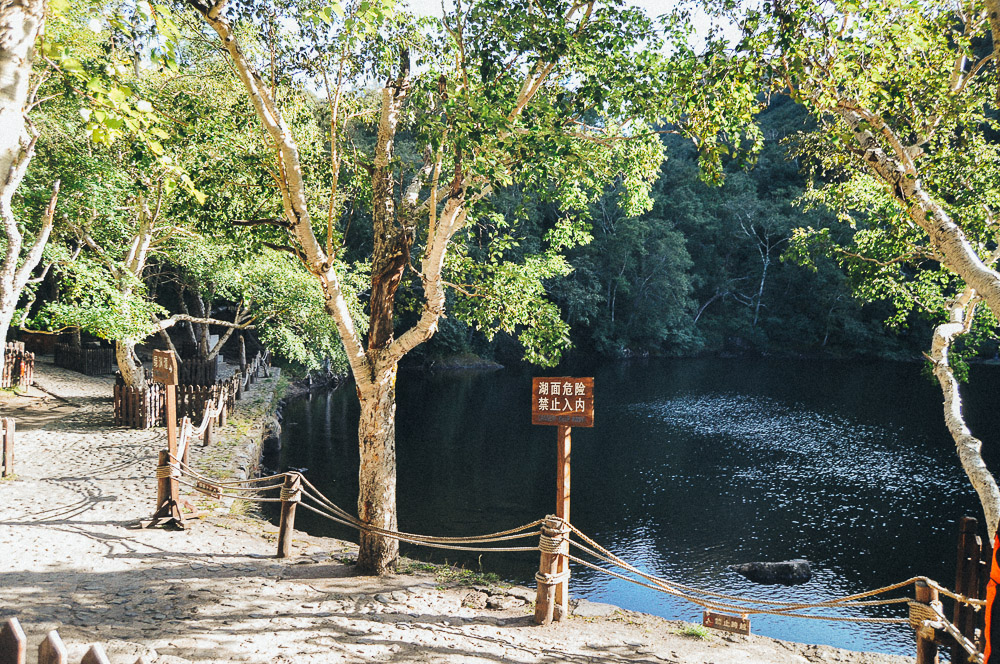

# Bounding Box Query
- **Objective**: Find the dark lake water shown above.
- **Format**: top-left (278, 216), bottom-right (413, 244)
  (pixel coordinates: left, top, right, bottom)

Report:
top-left (270, 357), bottom-right (1000, 656)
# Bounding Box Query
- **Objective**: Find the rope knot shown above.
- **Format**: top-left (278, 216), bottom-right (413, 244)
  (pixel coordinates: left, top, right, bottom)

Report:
top-left (535, 570), bottom-right (571, 586)
top-left (908, 601), bottom-right (939, 629)
top-left (155, 464), bottom-right (179, 479)
top-left (280, 486), bottom-right (302, 503)
top-left (539, 532), bottom-right (566, 554)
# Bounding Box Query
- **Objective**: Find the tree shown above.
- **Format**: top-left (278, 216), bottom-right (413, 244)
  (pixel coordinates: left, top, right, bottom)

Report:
top-left (0, 0), bottom-right (58, 352)
top-left (719, 0), bottom-right (1000, 537)
top-left (182, 0), bottom-right (757, 573)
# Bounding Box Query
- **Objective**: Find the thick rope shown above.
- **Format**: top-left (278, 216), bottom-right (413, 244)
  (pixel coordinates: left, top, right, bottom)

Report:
top-left (296, 502), bottom-right (541, 552)
top-left (161, 458), bottom-right (982, 625)
top-left (297, 493), bottom-right (543, 546)
top-left (296, 475), bottom-right (545, 544)
top-left (561, 518), bottom-right (942, 610)
top-left (536, 570), bottom-right (571, 585)
top-left (565, 553), bottom-right (909, 623)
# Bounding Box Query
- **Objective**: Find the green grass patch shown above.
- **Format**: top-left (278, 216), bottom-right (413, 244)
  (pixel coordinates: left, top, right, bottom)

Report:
top-left (677, 624), bottom-right (711, 640)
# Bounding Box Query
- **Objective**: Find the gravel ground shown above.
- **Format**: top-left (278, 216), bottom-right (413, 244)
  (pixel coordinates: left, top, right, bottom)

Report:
top-left (0, 358), bottom-right (915, 664)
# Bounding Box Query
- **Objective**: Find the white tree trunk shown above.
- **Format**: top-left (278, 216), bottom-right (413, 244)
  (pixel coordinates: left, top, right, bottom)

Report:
top-left (0, 0), bottom-right (47, 349)
top-left (356, 362), bottom-right (399, 574)
top-left (116, 339), bottom-right (147, 391)
top-left (839, 108), bottom-right (1000, 319)
top-left (930, 289), bottom-right (1000, 540)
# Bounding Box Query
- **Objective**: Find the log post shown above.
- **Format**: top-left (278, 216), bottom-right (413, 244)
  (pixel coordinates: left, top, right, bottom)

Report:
top-left (555, 424), bottom-right (571, 620)
top-left (953, 516), bottom-right (981, 663)
top-left (203, 415), bottom-right (213, 447)
top-left (916, 580), bottom-right (940, 664)
top-left (534, 516), bottom-right (566, 625)
top-left (979, 543), bottom-right (991, 646)
top-left (1, 417), bottom-right (13, 478)
top-left (180, 417), bottom-right (191, 469)
top-left (156, 449), bottom-right (169, 514)
top-left (277, 473), bottom-right (301, 558)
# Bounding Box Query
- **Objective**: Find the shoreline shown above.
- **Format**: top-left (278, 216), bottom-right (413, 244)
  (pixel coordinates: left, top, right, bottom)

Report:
top-left (0, 356), bottom-right (915, 663)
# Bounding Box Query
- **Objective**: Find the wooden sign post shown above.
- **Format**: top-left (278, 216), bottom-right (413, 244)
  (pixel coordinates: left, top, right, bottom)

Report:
top-left (532, 377), bottom-right (594, 623)
top-left (142, 350), bottom-right (186, 529)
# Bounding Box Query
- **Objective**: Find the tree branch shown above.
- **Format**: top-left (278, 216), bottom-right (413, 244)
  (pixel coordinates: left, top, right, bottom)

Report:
top-left (14, 180), bottom-right (59, 291)
top-left (155, 313), bottom-right (255, 331)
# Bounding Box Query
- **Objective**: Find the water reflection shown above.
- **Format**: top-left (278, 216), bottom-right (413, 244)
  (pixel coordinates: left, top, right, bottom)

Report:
top-left (274, 358), bottom-right (993, 655)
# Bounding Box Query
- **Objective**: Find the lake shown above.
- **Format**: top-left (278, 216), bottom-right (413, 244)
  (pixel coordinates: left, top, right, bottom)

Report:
top-left (269, 357), bottom-right (1000, 655)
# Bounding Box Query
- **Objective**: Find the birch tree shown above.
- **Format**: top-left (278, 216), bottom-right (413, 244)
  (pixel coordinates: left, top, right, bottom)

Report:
top-left (721, 0), bottom-right (1000, 537)
top-left (0, 0), bottom-right (57, 352)
top-left (183, 0), bottom-right (758, 574)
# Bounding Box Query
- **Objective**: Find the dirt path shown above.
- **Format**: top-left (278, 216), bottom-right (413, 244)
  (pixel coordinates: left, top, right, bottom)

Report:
top-left (0, 358), bottom-right (914, 663)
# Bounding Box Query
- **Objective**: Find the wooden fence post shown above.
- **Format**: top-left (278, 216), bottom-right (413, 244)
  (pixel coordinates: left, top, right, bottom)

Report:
top-left (0, 617), bottom-right (26, 664)
top-left (534, 516), bottom-right (566, 626)
top-left (80, 644), bottom-right (110, 664)
top-left (1, 418), bottom-right (13, 478)
top-left (38, 630), bottom-right (66, 664)
top-left (203, 414), bottom-right (213, 447)
top-left (915, 580), bottom-right (941, 664)
top-left (180, 417), bottom-right (191, 469)
top-left (952, 517), bottom-right (981, 663)
top-left (155, 449), bottom-right (170, 514)
top-left (277, 473), bottom-right (301, 558)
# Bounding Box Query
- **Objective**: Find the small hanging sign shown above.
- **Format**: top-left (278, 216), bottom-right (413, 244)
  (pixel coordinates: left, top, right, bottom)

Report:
top-left (703, 610), bottom-right (751, 635)
top-left (531, 377), bottom-right (594, 427)
top-left (195, 480), bottom-right (222, 500)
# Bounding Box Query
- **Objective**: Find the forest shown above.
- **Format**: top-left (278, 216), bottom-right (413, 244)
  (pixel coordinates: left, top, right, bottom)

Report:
top-left (3, 2), bottom-right (957, 377)
top-left (4, 0), bottom-right (1000, 573)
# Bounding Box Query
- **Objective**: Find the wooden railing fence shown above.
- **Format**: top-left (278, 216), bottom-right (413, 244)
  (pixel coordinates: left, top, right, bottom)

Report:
top-left (1, 418), bottom-right (13, 478)
top-left (0, 617), bottom-right (144, 664)
top-left (113, 351), bottom-right (268, 429)
top-left (912, 516), bottom-right (989, 664)
top-left (1, 343), bottom-right (33, 389)
top-left (178, 358), bottom-right (218, 385)
top-left (112, 381), bottom-right (164, 429)
top-left (53, 344), bottom-right (116, 376)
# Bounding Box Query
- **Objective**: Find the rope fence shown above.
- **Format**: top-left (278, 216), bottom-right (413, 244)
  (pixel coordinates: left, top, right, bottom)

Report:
top-left (153, 444), bottom-right (988, 662)
top-left (145, 357), bottom-right (986, 663)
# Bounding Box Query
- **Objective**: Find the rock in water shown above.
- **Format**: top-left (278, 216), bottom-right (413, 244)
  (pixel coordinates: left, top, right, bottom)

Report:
top-left (729, 559), bottom-right (812, 585)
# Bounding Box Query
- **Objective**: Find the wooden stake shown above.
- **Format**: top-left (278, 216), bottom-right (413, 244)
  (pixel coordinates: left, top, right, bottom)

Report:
top-left (277, 473), bottom-right (301, 558)
top-left (534, 517), bottom-right (561, 625)
top-left (916, 580), bottom-right (940, 664)
top-left (555, 425), bottom-right (571, 620)
top-left (141, 449), bottom-right (186, 529)
top-left (953, 517), bottom-right (980, 663)
top-left (165, 384), bottom-right (177, 460)
top-left (180, 416), bottom-right (191, 469)
top-left (1, 418), bottom-right (13, 478)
